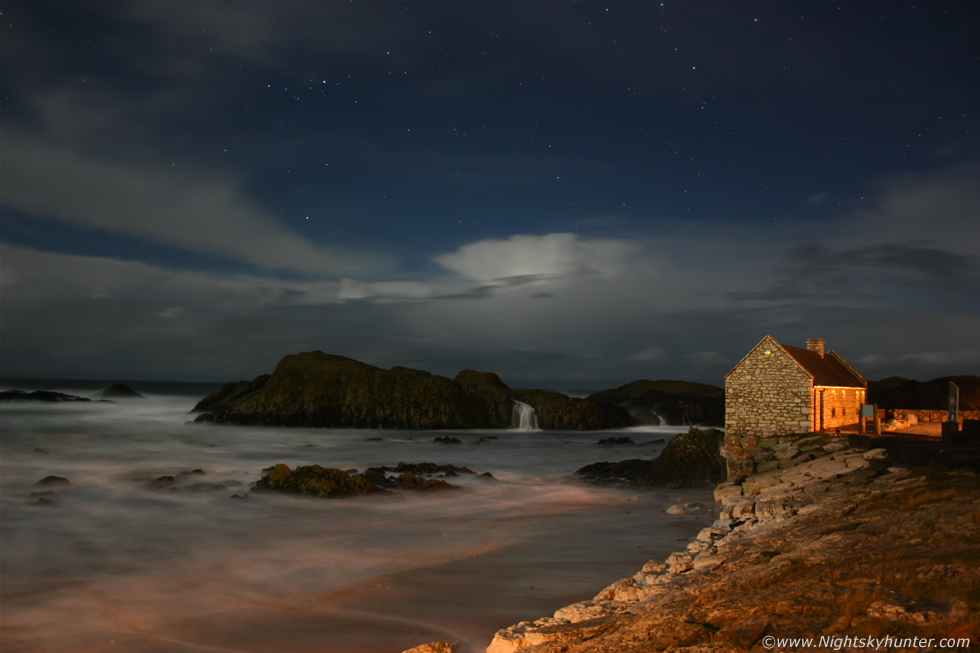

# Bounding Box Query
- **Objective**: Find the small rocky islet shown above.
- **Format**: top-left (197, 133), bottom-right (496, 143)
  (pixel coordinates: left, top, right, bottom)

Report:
top-left (1, 383), bottom-right (143, 403)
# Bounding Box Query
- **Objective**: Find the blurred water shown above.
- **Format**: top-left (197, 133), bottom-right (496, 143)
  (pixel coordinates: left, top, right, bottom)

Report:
top-left (0, 384), bottom-right (714, 652)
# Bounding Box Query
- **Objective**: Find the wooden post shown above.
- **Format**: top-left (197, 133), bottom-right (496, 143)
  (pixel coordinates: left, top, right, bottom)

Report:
top-left (873, 404), bottom-right (881, 436)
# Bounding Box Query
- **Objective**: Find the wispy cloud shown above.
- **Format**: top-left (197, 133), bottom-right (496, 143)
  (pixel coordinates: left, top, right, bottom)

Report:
top-left (2, 133), bottom-right (385, 277)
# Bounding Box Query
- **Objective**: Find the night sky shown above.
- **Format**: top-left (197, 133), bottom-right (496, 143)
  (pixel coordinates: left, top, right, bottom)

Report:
top-left (2, 1), bottom-right (978, 388)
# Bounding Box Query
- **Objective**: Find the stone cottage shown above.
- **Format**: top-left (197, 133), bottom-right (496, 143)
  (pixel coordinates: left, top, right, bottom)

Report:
top-left (725, 335), bottom-right (867, 438)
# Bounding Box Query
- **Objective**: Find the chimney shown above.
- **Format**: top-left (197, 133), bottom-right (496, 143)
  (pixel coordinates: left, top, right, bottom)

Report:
top-left (807, 339), bottom-right (825, 358)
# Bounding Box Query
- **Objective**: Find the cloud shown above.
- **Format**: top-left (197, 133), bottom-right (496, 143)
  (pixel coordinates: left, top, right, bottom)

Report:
top-left (733, 161), bottom-right (980, 312)
top-left (1, 133), bottom-right (381, 277)
top-left (434, 233), bottom-right (641, 283)
top-left (627, 347), bottom-right (666, 362)
top-left (337, 279), bottom-right (432, 302)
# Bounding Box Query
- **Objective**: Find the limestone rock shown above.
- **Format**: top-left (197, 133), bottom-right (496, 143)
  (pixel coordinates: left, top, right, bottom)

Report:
top-left (401, 642), bottom-right (469, 653)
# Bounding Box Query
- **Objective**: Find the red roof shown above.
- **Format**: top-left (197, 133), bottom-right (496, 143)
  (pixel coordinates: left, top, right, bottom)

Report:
top-left (781, 345), bottom-right (867, 388)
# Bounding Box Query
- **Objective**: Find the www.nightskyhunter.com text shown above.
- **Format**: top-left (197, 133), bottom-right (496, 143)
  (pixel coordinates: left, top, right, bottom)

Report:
top-left (762, 634), bottom-right (971, 650)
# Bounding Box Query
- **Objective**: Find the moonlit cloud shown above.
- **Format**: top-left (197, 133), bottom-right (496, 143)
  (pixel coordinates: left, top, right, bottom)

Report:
top-left (434, 233), bottom-right (641, 283)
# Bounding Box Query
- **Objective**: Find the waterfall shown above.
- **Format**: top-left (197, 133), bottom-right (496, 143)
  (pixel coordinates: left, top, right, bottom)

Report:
top-left (511, 400), bottom-right (540, 431)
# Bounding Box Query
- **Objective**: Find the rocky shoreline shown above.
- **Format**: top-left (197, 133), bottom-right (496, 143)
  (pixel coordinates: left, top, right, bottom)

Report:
top-left (405, 435), bottom-right (980, 653)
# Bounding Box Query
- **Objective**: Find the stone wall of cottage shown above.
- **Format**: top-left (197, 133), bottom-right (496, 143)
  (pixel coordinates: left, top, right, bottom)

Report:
top-left (816, 387), bottom-right (866, 431)
top-left (723, 336), bottom-right (813, 477)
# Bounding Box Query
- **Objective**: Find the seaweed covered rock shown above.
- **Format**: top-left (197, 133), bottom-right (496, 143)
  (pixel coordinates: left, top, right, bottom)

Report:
top-left (586, 379), bottom-right (724, 426)
top-left (393, 473), bottom-right (455, 491)
top-left (254, 464), bottom-right (384, 498)
top-left (253, 463), bottom-right (458, 497)
top-left (576, 427), bottom-right (726, 488)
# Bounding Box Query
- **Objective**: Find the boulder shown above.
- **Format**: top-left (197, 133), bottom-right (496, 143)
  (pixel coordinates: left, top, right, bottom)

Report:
top-left (576, 427), bottom-right (726, 488)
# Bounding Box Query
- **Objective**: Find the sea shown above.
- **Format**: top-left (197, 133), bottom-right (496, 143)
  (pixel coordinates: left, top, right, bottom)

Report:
top-left (0, 378), bottom-right (716, 653)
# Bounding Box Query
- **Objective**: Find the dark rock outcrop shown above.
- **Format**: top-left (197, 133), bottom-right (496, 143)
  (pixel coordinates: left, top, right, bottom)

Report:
top-left (586, 380), bottom-right (724, 426)
top-left (596, 437), bottom-right (635, 446)
top-left (34, 475), bottom-right (71, 488)
top-left (510, 389), bottom-right (630, 430)
top-left (97, 383), bottom-right (144, 399)
top-left (192, 352), bottom-right (624, 430)
top-left (194, 353), bottom-right (492, 429)
top-left (191, 374), bottom-right (270, 413)
top-left (576, 427), bottom-right (726, 488)
top-left (453, 369), bottom-right (513, 425)
top-left (0, 390), bottom-right (91, 402)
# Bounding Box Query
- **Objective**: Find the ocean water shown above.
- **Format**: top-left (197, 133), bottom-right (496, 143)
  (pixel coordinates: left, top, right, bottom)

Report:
top-left (0, 381), bottom-right (715, 652)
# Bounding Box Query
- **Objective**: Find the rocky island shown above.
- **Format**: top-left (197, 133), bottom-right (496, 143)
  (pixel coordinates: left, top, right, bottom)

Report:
top-left (192, 351), bottom-right (724, 430)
